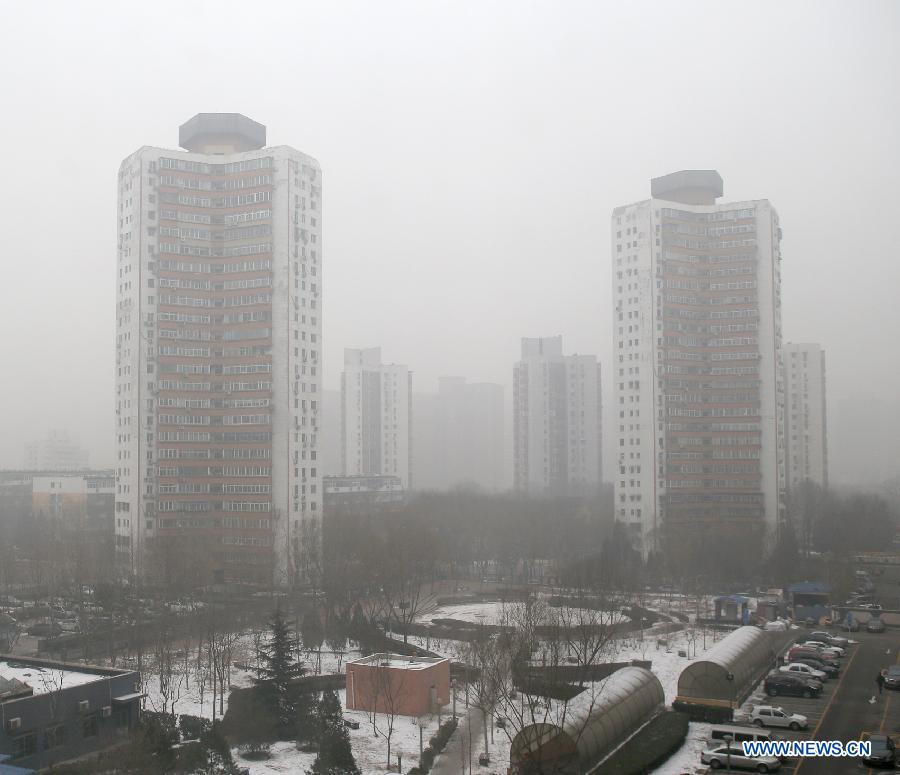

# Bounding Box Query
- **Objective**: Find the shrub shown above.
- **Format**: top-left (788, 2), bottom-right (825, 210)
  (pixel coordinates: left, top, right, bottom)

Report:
top-left (179, 712), bottom-right (211, 741)
top-left (239, 740), bottom-right (272, 761)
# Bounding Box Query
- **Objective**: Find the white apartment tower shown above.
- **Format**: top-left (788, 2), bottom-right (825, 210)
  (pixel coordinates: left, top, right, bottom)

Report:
top-left (341, 348), bottom-right (412, 488)
top-left (513, 336), bottom-right (602, 496)
top-left (611, 171), bottom-right (785, 557)
top-left (115, 114), bottom-right (323, 586)
top-left (784, 343), bottom-right (828, 491)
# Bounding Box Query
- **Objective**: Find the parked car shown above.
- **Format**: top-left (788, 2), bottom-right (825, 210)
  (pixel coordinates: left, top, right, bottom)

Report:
top-left (883, 665), bottom-right (900, 690)
top-left (809, 631), bottom-right (850, 648)
top-left (800, 640), bottom-right (846, 657)
top-left (701, 744), bottom-right (781, 772)
top-left (867, 617), bottom-right (886, 633)
top-left (749, 706), bottom-right (808, 731)
top-left (799, 642), bottom-right (843, 659)
top-left (779, 662), bottom-right (828, 682)
top-left (790, 656), bottom-right (838, 678)
top-left (787, 647), bottom-right (840, 669)
top-left (862, 734), bottom-right (896, 768)
top-left (765, 672), bottom-right (822, 699)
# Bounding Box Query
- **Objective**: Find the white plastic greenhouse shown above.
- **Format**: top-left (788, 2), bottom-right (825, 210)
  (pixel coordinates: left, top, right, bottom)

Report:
top-left (509, 666), bottom-right (664, 774)
top-left (675, 625), bottom-right (776, 710)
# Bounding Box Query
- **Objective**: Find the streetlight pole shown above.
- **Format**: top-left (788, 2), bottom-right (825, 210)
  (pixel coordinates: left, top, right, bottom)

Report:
top-left (724, 733), bottom-right (733, 772)
top-left (726, 672), bottom-right (735, 722)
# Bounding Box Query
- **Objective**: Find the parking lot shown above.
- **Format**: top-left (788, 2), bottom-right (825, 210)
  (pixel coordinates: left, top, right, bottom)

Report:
top-left (696, 629), bottom-right (900, 773)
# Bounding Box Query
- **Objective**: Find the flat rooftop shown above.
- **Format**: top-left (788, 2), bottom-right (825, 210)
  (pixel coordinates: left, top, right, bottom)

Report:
top-left (0, 660), bottom-right (100, 698)
top-left (0, 657), bottom-right (135, 702)
top-left (348, 653), bottom-right (447, 671)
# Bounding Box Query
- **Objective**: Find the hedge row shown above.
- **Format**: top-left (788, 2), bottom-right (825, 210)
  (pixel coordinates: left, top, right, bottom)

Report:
top-left (406, 717), bottom-right (458, 775)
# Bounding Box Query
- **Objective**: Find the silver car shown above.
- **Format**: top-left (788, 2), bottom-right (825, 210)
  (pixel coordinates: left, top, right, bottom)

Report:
top-left (749, 705), bottom-right (808, 730)
top-left (779, 662), bottom-right (827, 682)
top-left (701, 744), bottom-right (781, 772)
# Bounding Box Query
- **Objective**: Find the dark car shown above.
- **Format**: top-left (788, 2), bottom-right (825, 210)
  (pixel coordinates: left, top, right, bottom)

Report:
top-left (765, 672), bottom-right (823, 699)
top-left (863, 734), bottom-right (896, 768)
top-left (884, 665), bottom-right (900, 691)
top-left (791, 656), bottom-right (839, 678)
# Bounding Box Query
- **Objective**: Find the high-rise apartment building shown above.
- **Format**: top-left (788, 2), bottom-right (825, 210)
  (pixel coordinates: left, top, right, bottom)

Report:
top-left (24, 430), bottom-right (90, 471)
top-left (784, 343), bottom-right (828, 491)
top-left (513, 336), bottom-right (602, 496)
top-left (414, 377), bottom-right (505, 492)
top-left (341, 348), bottom-right (412, 488)
top-left (611, 170), bottom-right (785, 558)
top-left (115, 114), bottom-right (322, 585)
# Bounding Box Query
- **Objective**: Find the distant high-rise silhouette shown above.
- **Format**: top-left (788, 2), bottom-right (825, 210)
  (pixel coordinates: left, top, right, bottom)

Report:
top-left (513, 336), bottom-right (602, 496)
top-left (784, 343), bottom-right (828, 492)
top-left (341, 348), bottom-right (412, 488)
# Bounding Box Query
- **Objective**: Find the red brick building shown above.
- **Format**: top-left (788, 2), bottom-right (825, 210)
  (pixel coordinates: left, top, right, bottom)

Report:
top-left (345, 654), bottom-right (450, 717)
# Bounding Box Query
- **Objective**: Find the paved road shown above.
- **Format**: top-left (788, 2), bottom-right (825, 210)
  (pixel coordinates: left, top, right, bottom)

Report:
top-left (793, 630), bottom-right (900, 774)
top-left (432, 706), bottom-right (487, 775)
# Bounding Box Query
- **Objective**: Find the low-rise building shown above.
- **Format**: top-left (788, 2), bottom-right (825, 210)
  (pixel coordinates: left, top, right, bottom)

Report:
top-left (323, 475), bottom-right (404, 515)
top-left (345, 654), bottom-right (450, 717)
top-left (0, 656), bottom-right (142, 771)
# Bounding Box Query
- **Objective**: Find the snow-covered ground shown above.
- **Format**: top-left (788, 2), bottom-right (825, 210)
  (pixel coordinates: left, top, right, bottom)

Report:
top-left (231, 688), bottom-right (445, 775)
top-left (421, 625), bottom-right (732, 772)
top-left (133, 632), bottom-right (363, 720)
top-left (232, 741), bottom-right (316, 774)
top-left (654, 721), bottom-right (712, 775)
top-left (417, 600), bottom-right (629, 626)
top-left (0, 659), bottom-right (102, 694)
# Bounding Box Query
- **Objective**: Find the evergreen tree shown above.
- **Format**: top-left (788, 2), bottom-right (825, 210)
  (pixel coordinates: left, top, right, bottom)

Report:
top-left (254, 608), bottom-right (306, 737)
top-left (308, 691), bottom-right (361, 775)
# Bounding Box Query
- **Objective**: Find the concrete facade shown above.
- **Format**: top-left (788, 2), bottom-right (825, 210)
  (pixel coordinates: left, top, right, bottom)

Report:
top-left (341, 348), bottom-right (412, 488)
top-left (30, 473), bottom-right (114, 527)
top-left (0, 656), bottom-right (141, 772)
top-left (784, 343), bottom-right (828, 491)
top-left (115, 113), bottom-right (322, 585)
top-left (323, 475), bottom-right (404, 514)
top-left (611, 171), bottom-right (785, 557)
top-left (345, 654), bottom-right (450, 718)
top-left (513, 336), bottom-right (602, 496)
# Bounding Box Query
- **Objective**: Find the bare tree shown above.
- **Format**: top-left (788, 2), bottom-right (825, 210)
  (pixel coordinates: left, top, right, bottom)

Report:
top-left (481, 597), bottom-right (615, 775)
top-left (151, 627), bottom-right (185, 716)
top-left (37, 667), bottom-right (66, 722)
top-left (371, 659), bottom-right (408, 769)
top-left (456, 630), bottom-right (504, 757)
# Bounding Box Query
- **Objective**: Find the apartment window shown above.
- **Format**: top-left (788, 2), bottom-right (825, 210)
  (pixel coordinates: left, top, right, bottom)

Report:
top-left (12, 733), bottom-right (37, 760)
top-left (44, 725), bottom-right (67, 750)
top-left (83, 714), bottom-right (99, 738)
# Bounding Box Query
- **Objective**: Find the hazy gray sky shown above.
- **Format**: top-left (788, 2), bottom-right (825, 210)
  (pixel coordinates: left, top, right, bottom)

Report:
top-left (0, 0), bottom-right (897, 486)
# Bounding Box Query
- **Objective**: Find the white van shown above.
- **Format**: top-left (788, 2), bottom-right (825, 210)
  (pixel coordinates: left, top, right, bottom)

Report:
top-left (709, 724), bottom-right (779, 745)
